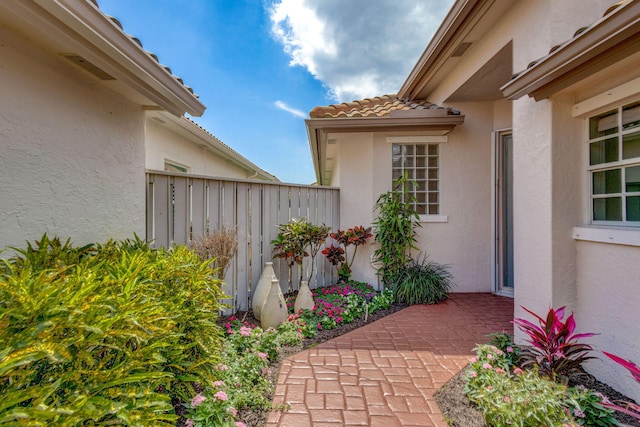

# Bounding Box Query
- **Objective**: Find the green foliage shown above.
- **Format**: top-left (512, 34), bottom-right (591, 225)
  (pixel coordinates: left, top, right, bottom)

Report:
top-left (390, 256), bottom-right (453, 305)
top-left (287, 281), bottom-right (392, 332)
top-left (368, 288), bottom-right (395, 313)
top-left (0, 236), bottom-right (226, 426)
top-left (488, 331), bottom-right (521, 366)
top-left (465, 345), bottom-right (578, 427)
top-left (567, 386), bottom-right (618, 426)
top-left (465, 344), bottom-right (617, 427)
top-left (322, 226), bottom-right (373, 281)
top-left (372, 173), bottom-right (421, 287)
top-left (188, 315), bottom-right (307, 426)
top-left (271, 218), bottom-right (330, 287)
top-left (514, 306), bottom-right (596, 383)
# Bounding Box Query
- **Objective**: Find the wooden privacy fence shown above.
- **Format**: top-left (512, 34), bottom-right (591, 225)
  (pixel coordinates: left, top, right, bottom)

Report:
top-left (146, 171), bottom-right (340, 313)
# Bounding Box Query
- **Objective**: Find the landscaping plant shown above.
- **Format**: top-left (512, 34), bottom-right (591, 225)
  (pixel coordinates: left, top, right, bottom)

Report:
top-left (372, 172), bottom-right (421, 287)
top-left (0, 236), bottom-right (226, 426)
top-left (513, 306), bottom-right (597, 382)
top-left (271, 218), bottom-right (330, 290)
top-left (322, 225), bottom-right (373, 281)
top-left (286, 281), bottom-right (394, 332)
top-left (189, 225), bottom-right (238, 280)
top-left (187, 314), bottom-right (308, 426)
top-left (464, 344), bottom-right (616, 427)
top-left (488, 331), bottom-right (521, 367)
top-left (601, 352), bottom-right (640, 422)
top-left (389, 255), bottom-right (453, 305)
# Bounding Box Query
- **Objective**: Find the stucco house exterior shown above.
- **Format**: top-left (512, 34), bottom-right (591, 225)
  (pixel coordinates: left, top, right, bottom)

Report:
top-left (0, 0), bottom-right (276, 251)
top-left (145, 111), bottom-right (278, 181)
top-left (307, 0), bottom-right (640, 400)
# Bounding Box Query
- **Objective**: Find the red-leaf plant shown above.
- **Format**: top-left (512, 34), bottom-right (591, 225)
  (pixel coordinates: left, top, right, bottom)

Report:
top-left (513, 306), bottom-right (597, 383)
top-left (600, 352), bottom-right (640, 421)
top-left (322, 226), bottom-right (373, 281)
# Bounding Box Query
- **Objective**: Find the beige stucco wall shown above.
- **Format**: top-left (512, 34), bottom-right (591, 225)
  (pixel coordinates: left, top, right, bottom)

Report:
top-left (507, 0), bottom-right (640, 401)
top-left (0, 23), bottom-right (145, 250)
top-left (330, 102), bottom-right (497, 292)
top-left (576, 241), bottom-right (640, 402)
top-left (145, 119), bottom-right (252, 179)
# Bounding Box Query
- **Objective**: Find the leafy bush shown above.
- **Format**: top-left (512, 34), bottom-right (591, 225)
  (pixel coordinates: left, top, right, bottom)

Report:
top-left (188, 315), bottom-right (307, 426)
top-left (322, 226), bottom-right (373, 281)
top-left (271, 218), bottom-right (330, 288)
top-left (488, 331), bottom-right (520, 367)
top-left (286, 281), bottom-right (392, 331)
top-left (513, 306), bottom-right (596, 382)
top-left (390, 256), bottom-right (453, 305)
top-left (0, 236), bottom-right (226, 426)
top-left (372, 173), bottom-right (421, 287)
top-left (567, 386), bottom-right (618, 426)
top-left (465, 345), bottom-right (577, 426)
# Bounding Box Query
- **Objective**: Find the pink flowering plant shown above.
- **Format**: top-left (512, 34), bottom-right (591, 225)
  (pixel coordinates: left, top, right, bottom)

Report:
top-left (286, 281), bottom-right (394, 331)
top-left (464, 344), bottom-right (617, 427)
top-left (187, 315), bottom-right (307, 426)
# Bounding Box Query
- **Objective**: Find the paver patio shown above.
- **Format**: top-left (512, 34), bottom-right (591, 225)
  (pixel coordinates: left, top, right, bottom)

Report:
top-left (265, 293), bottom-right (513, 427)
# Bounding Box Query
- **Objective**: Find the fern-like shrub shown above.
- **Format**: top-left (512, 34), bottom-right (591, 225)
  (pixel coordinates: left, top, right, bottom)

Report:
top-left (0, 235), bottom-right (226, 426)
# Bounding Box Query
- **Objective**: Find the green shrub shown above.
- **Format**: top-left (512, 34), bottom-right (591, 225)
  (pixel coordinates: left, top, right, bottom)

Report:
top-left (465, 345), bottom-right (576, 426)
top-left (488, 331), bottom-right (520, 367)
top-left (390, 256), bottom-right (453, 305)
top-left (0, 237), bottom-right (226, 426)
top-left (465, 344), bottom-right (616, 427)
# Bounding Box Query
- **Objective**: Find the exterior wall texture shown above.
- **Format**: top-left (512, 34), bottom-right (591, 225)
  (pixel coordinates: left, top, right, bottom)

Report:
top-left (0, 24), bottom-right (145, 249)
top-left (331, 102), bottom-right (496, 292)
top-left (145, 119), bottom-right (252, 179)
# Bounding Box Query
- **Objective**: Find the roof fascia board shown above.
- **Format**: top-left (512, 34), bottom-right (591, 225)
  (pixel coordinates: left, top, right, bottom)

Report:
top-left (501, 1), bottom-right (640, 100)
top-left (398, 0), bottom-right (484, 100)
top-left (20, 0), bottom-right (205, 116)
top-left (306, 115), bottom-right (465, 131)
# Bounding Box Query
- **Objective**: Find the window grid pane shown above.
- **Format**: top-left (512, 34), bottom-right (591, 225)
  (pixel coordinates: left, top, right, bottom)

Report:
top-left (589, 100), bottom-right (640, 224)
top-left (392, 143), bottom-right (439, 215)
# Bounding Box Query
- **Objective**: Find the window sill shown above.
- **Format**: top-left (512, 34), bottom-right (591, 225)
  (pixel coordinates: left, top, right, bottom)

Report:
top-left (572, 226), bottom-right (640, 247)
top-left (419, 215), bottom-right (448, 223)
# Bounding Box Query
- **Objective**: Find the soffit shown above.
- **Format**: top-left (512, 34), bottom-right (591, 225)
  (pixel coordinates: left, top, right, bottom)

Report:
top-left (446, 41), bottom-right (512, 102)
top-left (399, 0), bottom-right (516, 101)
top-left (0, 0), bottom-right (205, 117)
top-left (501, 0), bottom-right (640, 100)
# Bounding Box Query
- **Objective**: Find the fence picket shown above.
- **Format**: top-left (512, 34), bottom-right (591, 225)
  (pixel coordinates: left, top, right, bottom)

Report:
top-left (146, 171), bottom-right (339, 312)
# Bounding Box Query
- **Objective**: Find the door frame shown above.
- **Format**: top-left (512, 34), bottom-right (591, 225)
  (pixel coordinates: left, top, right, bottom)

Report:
top-left (491, 129), bottom-right (514, 297)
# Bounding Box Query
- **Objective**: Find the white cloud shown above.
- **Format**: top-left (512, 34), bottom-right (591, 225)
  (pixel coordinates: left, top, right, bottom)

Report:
top-left (268, 0), bottom-right (454, 102)
top-left (274, 100), bottom-right (307, 118)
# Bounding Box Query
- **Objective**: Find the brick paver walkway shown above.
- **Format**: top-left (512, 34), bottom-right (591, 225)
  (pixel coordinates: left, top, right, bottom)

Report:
top-left (265, 293), bottom-right (513, 427)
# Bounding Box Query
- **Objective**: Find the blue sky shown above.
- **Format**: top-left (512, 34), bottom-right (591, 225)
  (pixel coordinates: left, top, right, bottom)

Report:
top-left (98, 0), bottom-right (453, 184)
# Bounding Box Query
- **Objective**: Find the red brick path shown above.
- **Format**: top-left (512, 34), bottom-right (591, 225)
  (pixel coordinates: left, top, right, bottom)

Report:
top-left (265, 293), bottom-right (513, 427)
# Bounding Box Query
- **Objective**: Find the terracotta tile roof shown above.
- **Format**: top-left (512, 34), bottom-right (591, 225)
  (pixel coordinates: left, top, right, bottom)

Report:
top-left (511, 0), bottom-right (628, 80)
top-left (92, 0), bottom-right (198, 97)
top-left (309, 94), bottom-right (460, 118)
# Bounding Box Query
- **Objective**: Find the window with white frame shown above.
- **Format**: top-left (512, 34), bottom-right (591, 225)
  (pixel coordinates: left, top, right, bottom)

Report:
top-left (588, 100), bottom-right (640, 224)
top-left (392, 143), bottom-right (440, 215)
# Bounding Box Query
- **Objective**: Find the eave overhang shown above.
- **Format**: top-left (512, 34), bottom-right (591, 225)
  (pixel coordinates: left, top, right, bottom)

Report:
top-left (306, 113), bottom-right (465, 186)
top-left (501, 0), bottom-right (640, 101)
top-left (0, 0), bottom-right (206, 117)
